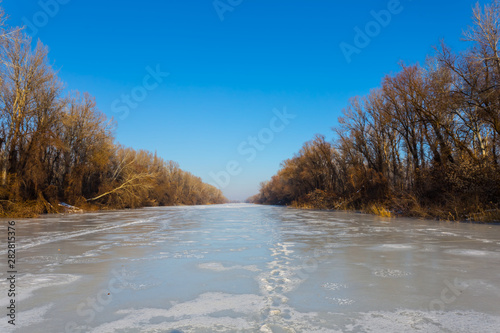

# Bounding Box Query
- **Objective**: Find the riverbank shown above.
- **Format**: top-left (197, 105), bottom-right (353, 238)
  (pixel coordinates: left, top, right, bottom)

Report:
top-left (0, 198), bottom-right (116, 218)
top-left (0, 198), bottom-right (227, 219)
top-left (287, 195), bottom-right (500, 223)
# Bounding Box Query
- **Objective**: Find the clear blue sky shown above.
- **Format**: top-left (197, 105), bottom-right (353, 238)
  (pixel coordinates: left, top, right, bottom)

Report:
top-left (5, 0), bottom-right (478, 200)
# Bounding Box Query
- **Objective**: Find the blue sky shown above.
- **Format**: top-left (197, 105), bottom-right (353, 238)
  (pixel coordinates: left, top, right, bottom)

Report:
top-left (5, 0), bottom-right (478, 200)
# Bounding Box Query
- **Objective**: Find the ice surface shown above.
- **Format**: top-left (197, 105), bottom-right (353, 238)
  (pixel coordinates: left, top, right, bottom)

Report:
top-left (1, 204), bottom-right (499, 332)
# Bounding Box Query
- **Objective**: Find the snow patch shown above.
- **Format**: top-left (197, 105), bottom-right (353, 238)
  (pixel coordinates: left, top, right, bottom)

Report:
top-left (198, 262), bottom-right (260, 272)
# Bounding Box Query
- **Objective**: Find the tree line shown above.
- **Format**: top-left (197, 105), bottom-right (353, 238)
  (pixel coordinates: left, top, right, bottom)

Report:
top-left (250, 1), bottom-right (500, 222)
top-left (0, 9), bottom-right (226, 217)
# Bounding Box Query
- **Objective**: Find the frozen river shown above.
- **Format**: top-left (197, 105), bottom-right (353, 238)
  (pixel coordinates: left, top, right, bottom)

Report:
top-left (1, 204), bottom-right (500, 332)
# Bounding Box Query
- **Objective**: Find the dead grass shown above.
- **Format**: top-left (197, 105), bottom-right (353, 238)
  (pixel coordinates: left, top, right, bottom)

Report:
top-left (365, 203), bottom-right (392, 218)
top-left (0, 199), bottom-right (47, 218)
top-left (290, 200), bottom-right (315, 209)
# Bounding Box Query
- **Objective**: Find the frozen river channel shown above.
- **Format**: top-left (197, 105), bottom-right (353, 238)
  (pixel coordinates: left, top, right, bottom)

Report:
top-left (1, 203), bottom-right (500, 332)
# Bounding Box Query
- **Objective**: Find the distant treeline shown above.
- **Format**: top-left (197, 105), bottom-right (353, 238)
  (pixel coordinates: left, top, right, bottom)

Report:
top-left (0, 10), bottom-right (226, 217)
top-left (250, 2), bottom-right (500, 222)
